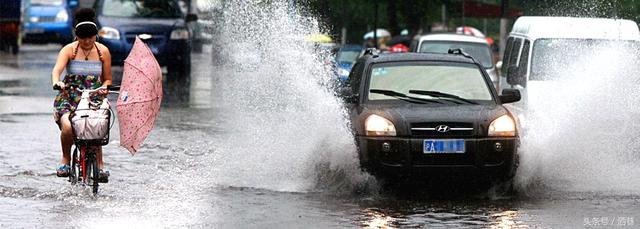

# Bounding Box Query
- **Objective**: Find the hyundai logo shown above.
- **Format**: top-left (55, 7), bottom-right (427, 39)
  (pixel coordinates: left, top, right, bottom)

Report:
top-left (138, 34), bottom-right (152, 40)
top-left (435, 125), bottom-right (450, 133)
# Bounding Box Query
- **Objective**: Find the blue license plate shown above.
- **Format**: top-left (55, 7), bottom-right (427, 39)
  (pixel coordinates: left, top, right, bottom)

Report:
top-left (423, 139), bottom-right (465, 154)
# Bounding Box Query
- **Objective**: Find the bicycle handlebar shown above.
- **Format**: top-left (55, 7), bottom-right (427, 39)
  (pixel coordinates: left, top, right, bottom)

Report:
top-left (53, 84), bottom-right (120, 94)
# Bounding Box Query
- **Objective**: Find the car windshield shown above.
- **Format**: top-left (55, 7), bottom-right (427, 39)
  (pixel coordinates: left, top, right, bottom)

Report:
top-left (102, 0), bottom-right (183, 18)
top-left (530, 38), bottom-right (639, 81)
top-left (418, 41), bottom-right (493, 68)
top-left (30, 0), bottom-right (63, 6)
top-left (337, 50), bottom-right (361, 64)
top-left (367, 63), bottom-right (493, 103)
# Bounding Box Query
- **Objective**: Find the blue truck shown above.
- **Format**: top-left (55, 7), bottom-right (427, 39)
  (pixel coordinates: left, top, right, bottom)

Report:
top-left (0, 0), bottom-right (22, 54)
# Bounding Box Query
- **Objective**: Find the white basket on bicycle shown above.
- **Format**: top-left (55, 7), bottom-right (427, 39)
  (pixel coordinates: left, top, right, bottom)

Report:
top-left (71, 90), bottom-right (112, 145)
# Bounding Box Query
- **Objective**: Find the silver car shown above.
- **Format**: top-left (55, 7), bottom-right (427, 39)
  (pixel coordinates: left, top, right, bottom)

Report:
top-left (412, 34), bottom-right (499, 91)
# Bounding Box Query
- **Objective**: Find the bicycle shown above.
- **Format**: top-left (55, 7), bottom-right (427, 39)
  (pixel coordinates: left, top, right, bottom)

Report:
top-left (54, 84), bottom-right (119, 195)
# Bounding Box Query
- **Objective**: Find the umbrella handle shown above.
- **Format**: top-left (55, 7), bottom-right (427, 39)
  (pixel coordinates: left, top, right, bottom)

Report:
top-left (107, 85), bottom-right (121, 91)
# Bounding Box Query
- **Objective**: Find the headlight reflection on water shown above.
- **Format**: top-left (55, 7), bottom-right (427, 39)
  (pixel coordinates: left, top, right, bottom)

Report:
top-left (362, 209), bottom-right (397, 228)
top-left (490, 210), bottom-right (521, 229)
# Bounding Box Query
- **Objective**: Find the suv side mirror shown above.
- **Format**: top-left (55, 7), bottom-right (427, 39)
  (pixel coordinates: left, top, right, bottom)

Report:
top-left (186, 13), bottom-right (198, 22)
top-left (499, 89), bottom-right (521, 104)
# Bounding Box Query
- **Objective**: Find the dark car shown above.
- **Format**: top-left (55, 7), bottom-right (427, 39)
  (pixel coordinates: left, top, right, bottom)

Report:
top-left (93, 0), bottom-right (196, 79)
top-left (0, 0), bottom-right (22, 54)
top-left (342, 49), bottom-right (521, 189)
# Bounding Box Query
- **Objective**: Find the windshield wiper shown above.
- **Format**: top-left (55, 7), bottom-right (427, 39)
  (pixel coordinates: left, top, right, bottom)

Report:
top-left (370, 89), bottom-right (442, 104)
top-left (408, 90), bottom-right (478, 105)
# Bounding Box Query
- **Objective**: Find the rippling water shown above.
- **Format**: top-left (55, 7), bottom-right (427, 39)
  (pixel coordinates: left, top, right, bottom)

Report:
top-left (2, 1), bottom-right (640, 228)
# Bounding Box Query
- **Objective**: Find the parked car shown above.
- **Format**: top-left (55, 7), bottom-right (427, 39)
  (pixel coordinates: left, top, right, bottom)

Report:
top-left (93, 0), bottom-right (197, 79)
top-left (0, 0), bottom-right (22, 54)
top-left (412, 34), bottom-right (499, 91)
top-left (342, 50), bottom-right (521, 190)
top-left (22, 0), bottom-right (77, 45)
top-left (335, 44), bottom-right (364, 83)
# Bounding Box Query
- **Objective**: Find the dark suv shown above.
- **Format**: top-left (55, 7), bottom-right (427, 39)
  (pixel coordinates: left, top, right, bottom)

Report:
top-left (343, 50), bottom-right (522, 189)
top-left (94, 0), bottom-right (196, 79)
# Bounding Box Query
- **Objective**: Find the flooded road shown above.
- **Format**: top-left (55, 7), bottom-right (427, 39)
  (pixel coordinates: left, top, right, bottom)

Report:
top-left (1, 44), bottom-right (639, 228)
top-left (2, 1), bottom-right (640, 227)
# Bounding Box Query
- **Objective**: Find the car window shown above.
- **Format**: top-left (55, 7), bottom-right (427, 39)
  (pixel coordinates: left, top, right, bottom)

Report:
top-left (518, 40), bottom-right (531, 78)
top-left (418, 41), bottom-right (493, 68)
top-left (367, 63), bottom-right (493, 102)
top-left (530, 38), bottom-right (638, 80)
top-left (508, 38), bottom-right (522, 68)
top-left (101, 0), bottom-right (183, 18)
top-left (349, 61), bottom-right (364, 93)
top-left (501, 37), bottom-right (515, 76)
top-left (30, 0), bottom-right (63, 6)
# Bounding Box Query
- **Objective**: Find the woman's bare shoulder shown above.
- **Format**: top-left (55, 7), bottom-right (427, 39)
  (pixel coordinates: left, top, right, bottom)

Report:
top-left (60, 42), bottom-right (77, 55)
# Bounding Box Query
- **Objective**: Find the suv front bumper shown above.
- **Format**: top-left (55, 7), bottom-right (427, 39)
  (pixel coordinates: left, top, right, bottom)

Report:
top-left (357, 136), bottom-right (518, 180)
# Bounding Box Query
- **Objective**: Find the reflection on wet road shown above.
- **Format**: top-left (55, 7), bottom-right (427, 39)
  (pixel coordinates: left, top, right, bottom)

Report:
top-left (1, 42), bottom-right (639, 228)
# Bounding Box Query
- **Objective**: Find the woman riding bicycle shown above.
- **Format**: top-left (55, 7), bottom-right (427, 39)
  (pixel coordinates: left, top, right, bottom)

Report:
top-left (52, 8), bottom-right (112, 181)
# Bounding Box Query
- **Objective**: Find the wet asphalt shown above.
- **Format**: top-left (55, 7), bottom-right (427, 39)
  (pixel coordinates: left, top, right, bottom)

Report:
top-left (0, 45), bottom-right (639, 228)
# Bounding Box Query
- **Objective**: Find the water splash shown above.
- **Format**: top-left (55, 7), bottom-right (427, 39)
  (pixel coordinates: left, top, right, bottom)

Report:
top-left (515, 40), bottom-right (640, 195)
top-left (207, 0), bottom-right (374, 193)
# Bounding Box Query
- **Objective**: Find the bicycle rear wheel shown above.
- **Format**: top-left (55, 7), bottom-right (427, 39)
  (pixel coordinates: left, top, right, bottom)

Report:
top-left (69, 146), bottom-right (79, 185)
top-left (89, 157), bottom-right (99, 195)
top-left (91, 158), bottom-right (100, 195)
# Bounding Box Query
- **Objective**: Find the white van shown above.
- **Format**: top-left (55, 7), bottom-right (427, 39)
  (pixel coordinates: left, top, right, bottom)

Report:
top-left (500, 16), bottom-right (640, 93)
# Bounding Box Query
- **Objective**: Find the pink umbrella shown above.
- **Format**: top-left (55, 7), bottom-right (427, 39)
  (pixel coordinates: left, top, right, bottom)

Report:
top-left (117, 37), bottom-right (163, 154)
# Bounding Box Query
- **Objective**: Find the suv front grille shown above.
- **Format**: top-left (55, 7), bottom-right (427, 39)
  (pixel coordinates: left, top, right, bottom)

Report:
top-left (411, 122), bottom-right (474, 137)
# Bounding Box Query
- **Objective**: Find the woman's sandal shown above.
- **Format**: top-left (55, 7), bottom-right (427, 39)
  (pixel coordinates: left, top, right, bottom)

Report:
top-left (56, 164), bottom-right (70, 177)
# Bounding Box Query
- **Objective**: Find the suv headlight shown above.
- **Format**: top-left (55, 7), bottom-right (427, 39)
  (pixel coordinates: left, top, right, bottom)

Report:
top-left (365, 114), bottom-right (396, 136)
top-left (170, 29), bottom-right (189, 40)
top-left (488, 115), bottom-right (516, 137)
top-left (55, 9), bottom-right (68, 22)
top-left (98, 27), bottom-right (120, 40)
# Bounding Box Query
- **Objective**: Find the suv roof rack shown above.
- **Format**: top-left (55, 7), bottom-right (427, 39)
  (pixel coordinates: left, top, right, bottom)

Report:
top-left (363, 48), bottom-right (380, 57)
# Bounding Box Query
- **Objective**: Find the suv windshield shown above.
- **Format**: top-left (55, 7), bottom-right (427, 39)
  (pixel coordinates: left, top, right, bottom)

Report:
top-left (30, 0), bottom-right (63, 6)
top-left (367, 63), bottom-right (493, 103)
top-left (418, 41), bottom-right (493, 68)
top-left (530, 38), bottom-right (639, 80)
top-left (102, 0), bottom-right (183, 18)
